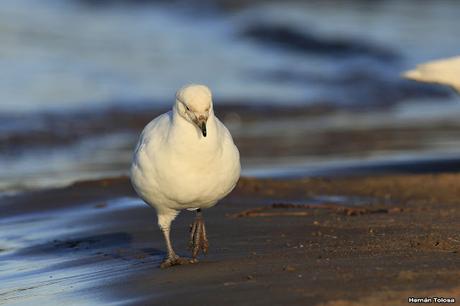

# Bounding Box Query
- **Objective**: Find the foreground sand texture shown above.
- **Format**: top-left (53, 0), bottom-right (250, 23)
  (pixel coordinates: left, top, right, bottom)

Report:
top-left (1, 174), bottom-right (459, 305)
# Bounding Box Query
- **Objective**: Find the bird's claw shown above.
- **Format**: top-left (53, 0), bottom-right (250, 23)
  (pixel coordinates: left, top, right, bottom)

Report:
top-left (160, 255), bottom-right (192, 269)
top-left (189, 216), bottom-right (209, 259)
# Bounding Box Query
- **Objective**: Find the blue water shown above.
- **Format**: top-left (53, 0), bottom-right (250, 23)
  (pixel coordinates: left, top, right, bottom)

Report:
top-left (0, 0), bottom-right (309, 112)
top-left (1, 0), bottom-right (459, 112)
top-left (1, 0), bottom-right (460, 192)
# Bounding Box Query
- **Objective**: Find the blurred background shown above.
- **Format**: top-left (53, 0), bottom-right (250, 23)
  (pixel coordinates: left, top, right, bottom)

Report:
top-left (1, 0), bottom-right (460, 193)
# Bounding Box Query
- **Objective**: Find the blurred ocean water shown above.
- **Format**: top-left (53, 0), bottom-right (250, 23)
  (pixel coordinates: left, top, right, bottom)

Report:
top-left (1, 0), bottom-right (460, 192)
top-left (1, 0), bottom-right (459, 112)
top-left (0, 0), bottom-right (310, 112)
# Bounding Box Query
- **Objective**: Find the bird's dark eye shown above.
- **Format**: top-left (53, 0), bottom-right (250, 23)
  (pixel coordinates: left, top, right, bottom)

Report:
top-left (185, 105), bottom-right (190, 111)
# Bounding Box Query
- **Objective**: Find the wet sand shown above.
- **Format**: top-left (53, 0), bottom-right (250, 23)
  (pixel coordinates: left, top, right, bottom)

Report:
top-left (1, 173), bottom-right (459, 305)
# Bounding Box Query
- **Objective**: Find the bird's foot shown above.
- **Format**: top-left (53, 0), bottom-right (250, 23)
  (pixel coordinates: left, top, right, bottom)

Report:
top-left (189, 214), bottom-right (209, 259)
top-left (160, 255), bottom-right (192, 269)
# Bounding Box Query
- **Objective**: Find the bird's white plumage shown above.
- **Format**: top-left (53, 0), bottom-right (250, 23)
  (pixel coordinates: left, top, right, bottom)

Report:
top-left (403, 56), bottom-right (460, 93)
top-left (130, 85), bottom-right (240, 230)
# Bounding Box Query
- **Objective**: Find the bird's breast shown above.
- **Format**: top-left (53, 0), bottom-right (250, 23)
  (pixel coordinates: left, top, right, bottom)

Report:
top-left (131, 115), bottom-right (240, 210)
top-left (136, 137), bottom-right (240, 209)
top-left (159, 145), bottom-right (239, 206)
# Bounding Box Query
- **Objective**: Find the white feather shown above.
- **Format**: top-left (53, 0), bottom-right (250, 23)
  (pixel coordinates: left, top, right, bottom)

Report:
top-left (130, 84), bottom-right (240, 229)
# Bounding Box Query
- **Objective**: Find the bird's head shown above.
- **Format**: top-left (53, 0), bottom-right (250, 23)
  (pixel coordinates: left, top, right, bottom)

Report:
top-left (175, 84), bottom-right (212, 137)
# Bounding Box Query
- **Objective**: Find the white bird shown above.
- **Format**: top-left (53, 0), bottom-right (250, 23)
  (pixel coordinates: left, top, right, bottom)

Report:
top-left (403, 56), bottom-right (460, 94)
top-left (130, 84), bottom-right (240, 268)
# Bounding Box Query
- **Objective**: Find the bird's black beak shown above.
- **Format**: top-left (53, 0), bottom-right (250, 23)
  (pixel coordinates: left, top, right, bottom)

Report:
top-left (201, 122), bottom-right (207, 137)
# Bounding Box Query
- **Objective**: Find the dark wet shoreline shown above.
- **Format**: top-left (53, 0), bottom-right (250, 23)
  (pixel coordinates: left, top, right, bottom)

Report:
top-left (1, 173), bottom-right (459, 305)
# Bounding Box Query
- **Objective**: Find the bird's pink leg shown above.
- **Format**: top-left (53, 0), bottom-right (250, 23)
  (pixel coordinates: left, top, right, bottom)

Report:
top-left (158, 213), bottom-right (191, 269)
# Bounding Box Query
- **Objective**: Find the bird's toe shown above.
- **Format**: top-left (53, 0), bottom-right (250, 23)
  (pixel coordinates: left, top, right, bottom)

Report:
top-left (190, 217), bottom-right (209, 259)
top-left (200, 221), bottom-right (209, 254)
top-left (160, 255), bottom-right (192, 269)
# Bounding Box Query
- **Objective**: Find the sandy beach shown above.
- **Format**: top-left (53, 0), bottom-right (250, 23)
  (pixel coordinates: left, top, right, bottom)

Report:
top-left (1, 173), bottom-right (459, 305)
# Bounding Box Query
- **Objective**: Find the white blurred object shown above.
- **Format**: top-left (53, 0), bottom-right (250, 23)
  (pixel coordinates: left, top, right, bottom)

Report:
top-left (403, 56), bottom-right (460, 93)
